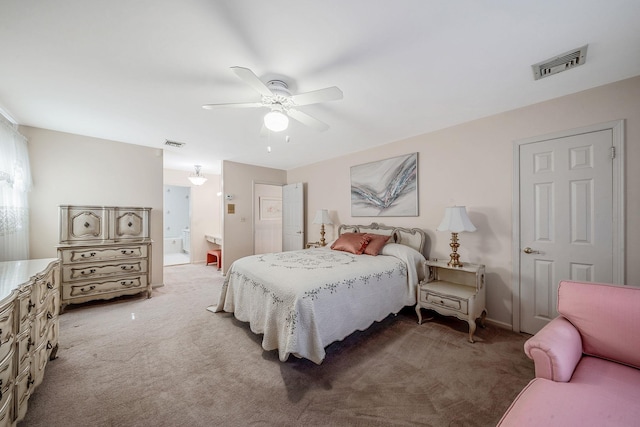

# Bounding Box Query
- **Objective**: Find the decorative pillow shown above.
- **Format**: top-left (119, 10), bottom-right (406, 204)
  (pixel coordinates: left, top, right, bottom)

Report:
top-left (331, 233), bottom-right (371, 255)
top-left (363, 233), bottom-right (391, 256)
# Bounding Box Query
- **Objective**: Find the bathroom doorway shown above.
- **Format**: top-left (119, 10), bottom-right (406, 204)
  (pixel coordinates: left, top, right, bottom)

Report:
top-left (163, 184), bottom-right (191, 266)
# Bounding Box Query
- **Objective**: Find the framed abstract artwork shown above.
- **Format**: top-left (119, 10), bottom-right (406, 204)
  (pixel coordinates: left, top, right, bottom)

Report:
top-left (259, 197), bottom-right (282, 220)
top-left (350, 153), bottom-right (418, 217)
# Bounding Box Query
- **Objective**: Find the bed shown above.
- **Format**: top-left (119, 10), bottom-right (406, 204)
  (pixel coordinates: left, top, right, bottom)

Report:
top-left (209, 223), bottom-right (427, 364)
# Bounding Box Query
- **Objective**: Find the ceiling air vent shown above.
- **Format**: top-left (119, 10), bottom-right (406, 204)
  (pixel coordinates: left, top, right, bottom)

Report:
top-left (532, 45), bottom-right (588, 80)
top-left (164, 140), bottom-right (185, 148)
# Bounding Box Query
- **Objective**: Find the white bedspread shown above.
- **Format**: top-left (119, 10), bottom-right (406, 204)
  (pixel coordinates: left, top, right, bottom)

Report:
top-left (211, 244), bottom-right (425, 364)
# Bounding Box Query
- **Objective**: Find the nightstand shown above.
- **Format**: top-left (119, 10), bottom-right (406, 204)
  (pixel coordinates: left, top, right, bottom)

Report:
top-left (415, 260), bottom-right (486, 343)
top-left (305, 242), bottom-right (322, 249)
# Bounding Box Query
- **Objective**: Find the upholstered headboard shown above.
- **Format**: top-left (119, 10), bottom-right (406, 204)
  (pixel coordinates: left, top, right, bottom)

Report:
top-left (337, 222), bottom-right (427, 255)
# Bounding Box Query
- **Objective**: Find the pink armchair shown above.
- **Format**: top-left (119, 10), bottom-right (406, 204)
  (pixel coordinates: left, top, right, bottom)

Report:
top-left (498, 280), bottom-right (640, 426)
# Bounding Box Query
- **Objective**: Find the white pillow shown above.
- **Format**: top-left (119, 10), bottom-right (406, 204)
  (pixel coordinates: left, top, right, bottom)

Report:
top-left (380, 243), bottom-right (426, 284)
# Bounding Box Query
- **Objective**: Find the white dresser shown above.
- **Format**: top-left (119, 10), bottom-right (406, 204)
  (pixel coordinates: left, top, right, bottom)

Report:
top-left (0, 258), bottom-right (59, 426)
top-left (57, 205), bottom-right (152, 312)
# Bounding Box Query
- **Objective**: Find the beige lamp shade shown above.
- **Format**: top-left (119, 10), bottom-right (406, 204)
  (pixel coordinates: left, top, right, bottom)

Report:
top-left (437, 206), bottom-right (476, 233)
top-left (313, 209), bottom-right (333, 225)
top-left (313, 209), bottom-right (332, 246)
top-left (437, 206), bottom-right (476, 267)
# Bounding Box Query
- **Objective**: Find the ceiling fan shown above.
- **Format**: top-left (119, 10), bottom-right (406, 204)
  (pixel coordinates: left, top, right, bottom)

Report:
top-left (202, 66), bottom-right (343, 132)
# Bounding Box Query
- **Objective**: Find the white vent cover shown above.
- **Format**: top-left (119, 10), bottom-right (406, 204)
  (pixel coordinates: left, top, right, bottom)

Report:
top-left (532, 45), bottom-right (588, 80)
top-left (164, 140), bottom-right (185, 148)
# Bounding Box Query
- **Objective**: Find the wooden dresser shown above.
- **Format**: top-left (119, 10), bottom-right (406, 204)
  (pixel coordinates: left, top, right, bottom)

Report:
top-left (57, 205), bottom-right (152, 312)
top-left (0, 258), bottom-right (59, 426)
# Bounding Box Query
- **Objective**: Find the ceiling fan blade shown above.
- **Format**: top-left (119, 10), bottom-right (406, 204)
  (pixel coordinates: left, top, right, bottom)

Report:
top-left (202, 102), bottom-right (263, 109)
top-left (290, 86), bottom-right (343, 106)
top-left (231, 66), bottom-right (273, 97)
top-left (287, 108), bottom-right (330, 132)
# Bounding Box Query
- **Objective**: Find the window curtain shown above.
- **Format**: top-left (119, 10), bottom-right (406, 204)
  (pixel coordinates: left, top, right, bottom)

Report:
top-left (0, 114), bottom-right (32, 261)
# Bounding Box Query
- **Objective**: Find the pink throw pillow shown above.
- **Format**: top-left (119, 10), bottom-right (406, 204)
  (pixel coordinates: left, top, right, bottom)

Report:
top-left (331, 233), bottom-right (371, 255)
top-left (363, 233), bottom-right (391, 256)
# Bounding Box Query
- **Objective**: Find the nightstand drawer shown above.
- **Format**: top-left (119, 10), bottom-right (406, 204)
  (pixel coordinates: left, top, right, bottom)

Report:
top-left (421, 289), bottom-right (468, 314)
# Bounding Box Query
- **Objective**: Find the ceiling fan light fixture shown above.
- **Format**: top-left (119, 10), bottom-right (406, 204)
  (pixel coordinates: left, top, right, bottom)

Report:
top-left (264, 110), bottom-right (289, 132)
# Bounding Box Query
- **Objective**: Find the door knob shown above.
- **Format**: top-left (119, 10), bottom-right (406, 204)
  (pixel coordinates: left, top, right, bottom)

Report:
top-left (523, 247), bottom-right (540, 254)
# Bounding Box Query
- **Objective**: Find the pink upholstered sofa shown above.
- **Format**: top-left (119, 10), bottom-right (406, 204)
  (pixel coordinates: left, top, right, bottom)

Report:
top-left (498, 280), bottom-right (640, 426)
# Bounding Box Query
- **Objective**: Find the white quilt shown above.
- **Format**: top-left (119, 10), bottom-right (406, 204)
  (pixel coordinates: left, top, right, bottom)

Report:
top-left (211, 244), bottom-right (425, 364)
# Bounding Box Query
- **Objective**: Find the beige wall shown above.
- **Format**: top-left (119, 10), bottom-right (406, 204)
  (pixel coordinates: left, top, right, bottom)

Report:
top-left (24, 126), bottom-right (165, 287)
top-left (288, 75), bottom-right (640, 328)
top-left (163, 169), bottom-right (221, 264)
top-left (222, 161), bottom-right (286, 272)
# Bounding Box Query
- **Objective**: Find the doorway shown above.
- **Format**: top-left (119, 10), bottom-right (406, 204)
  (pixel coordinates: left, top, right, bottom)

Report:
top-left (512, 120), bottom-right (624, 334)
top-left (163, 184), bottom-right (191, 266)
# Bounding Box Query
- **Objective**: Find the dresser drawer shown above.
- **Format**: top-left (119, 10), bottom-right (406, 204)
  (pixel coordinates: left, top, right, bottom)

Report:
top-left (16, 329), bottom-right (33, 374)
top-left (15, 365), bottom-right (32, 421)
top-left (17, 288), bottom-right (34, 333)
top-left (33, 326), bottom-right (58, 389)
top-left (60, 244), bottom-right (148, 264)
top-left (420, 289), bottom-right (468, 314)
top-left (63, 275), bottom-right (148, 300)
top-left (0, 304), bottom-right (15, 363)
top-left (0, 379), bottom-right (13, 427)
top-left (62, 259), bottom-right (148, 282)
top-left (34, 294), bottom-right (58, 345)
top-left (0, 348), bottom-right (14, 406)
top-left (33, 272), bottom-right (57, 307)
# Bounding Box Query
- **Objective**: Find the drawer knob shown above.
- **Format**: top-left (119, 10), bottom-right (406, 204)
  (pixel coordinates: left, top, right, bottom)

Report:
top-left (28, 300), bottom-right (36, 312)
top-left (121, 281), bottom-right (135, 287)
top-left (128, 221), bottom-right (133, 227)
top-left (121, 265), bottom-right (134, 270)
top-left (47, 312), bottom-right (53, 320)
top-left (81, 252), bottom-right (96, 258)
top-left (83, 222), bottom-right (90, 228)
top-left (46, 341), bottom-right (53, 350)
top-left (121, 250), bottom-right (134, 255)
top-left (47, 281), bottom-right (54, 289)
top-left (80, 285), bottom-right (96, 294)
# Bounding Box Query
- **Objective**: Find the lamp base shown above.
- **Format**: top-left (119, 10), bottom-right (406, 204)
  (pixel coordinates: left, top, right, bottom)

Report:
top-left (319, 224), bottom-right (327, 246)
top-left (447, 232), bottom-right (464, 268)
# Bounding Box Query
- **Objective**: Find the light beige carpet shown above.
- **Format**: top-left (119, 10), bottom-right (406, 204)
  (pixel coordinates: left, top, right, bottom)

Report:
top-left (20, 263), bottom-right (533, 427)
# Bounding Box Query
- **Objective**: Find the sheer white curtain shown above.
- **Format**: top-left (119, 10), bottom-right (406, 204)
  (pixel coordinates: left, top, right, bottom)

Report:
top-left (0, 114), bottom-right (32, 261)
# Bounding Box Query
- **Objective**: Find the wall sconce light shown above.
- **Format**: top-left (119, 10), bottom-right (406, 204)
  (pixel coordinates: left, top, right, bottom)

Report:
top-left (188, 165), bottom-right (207, 186)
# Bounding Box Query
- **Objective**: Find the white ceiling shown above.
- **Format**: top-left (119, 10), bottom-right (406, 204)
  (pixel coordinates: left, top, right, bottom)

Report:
top-left (1, 1), bottom-right (639, 175)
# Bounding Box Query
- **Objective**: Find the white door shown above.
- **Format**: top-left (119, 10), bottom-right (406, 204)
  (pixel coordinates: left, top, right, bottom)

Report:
top-left (515, 121), bottom-right (624, 334)
top-left (282, 183), bottom-right (304, 251)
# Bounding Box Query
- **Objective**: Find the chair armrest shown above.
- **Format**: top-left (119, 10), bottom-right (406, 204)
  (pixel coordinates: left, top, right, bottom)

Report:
top-left (524, 317), bottom-right (583, 382)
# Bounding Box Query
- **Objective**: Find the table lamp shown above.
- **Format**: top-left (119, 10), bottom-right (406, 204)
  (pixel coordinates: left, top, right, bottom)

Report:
top-left (436, 206), bottom-right (476, 267)
top-left (313, 209), bottom-right (333, 246)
